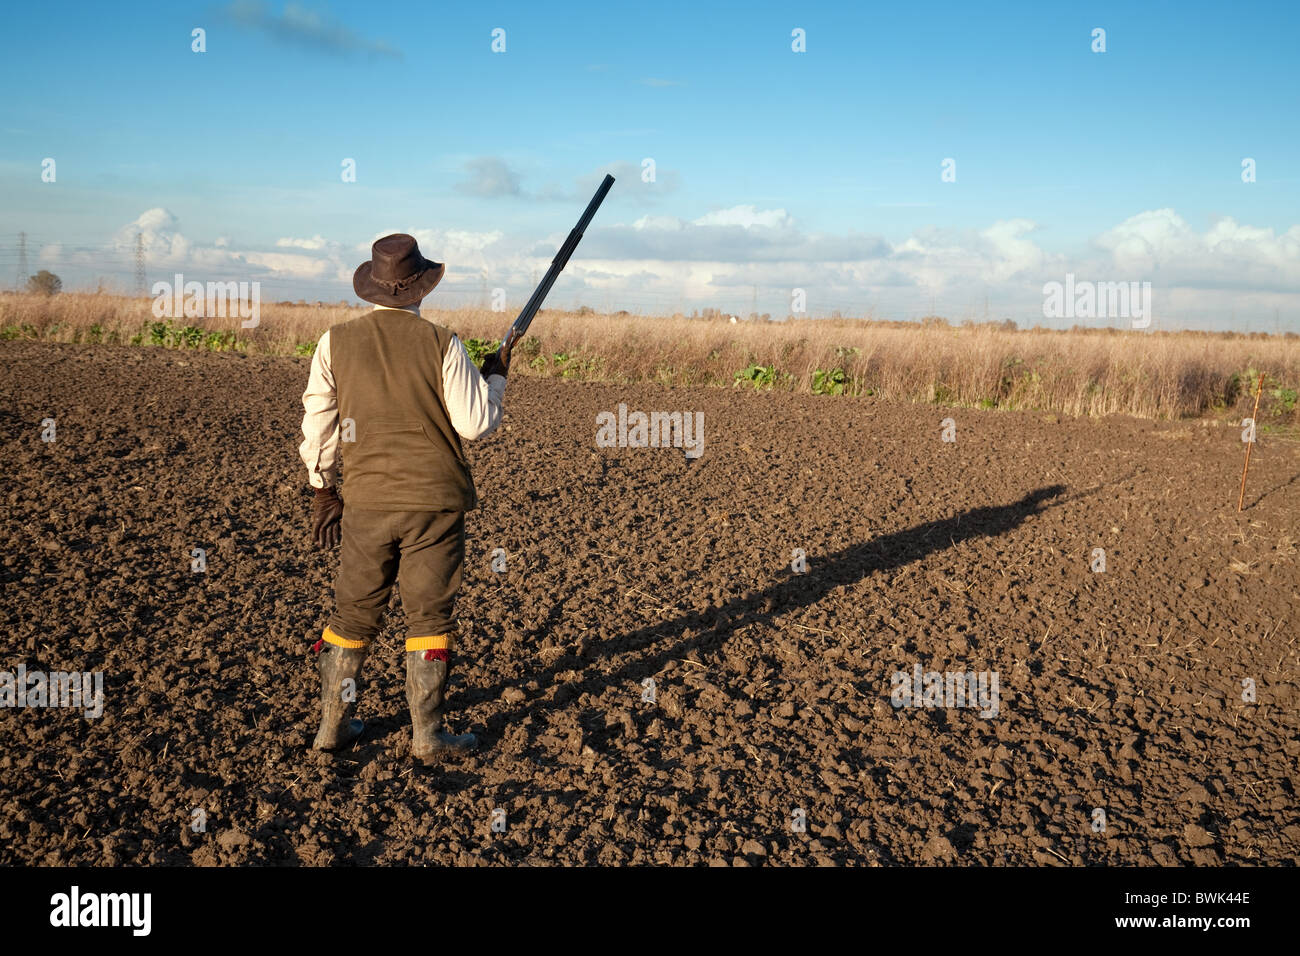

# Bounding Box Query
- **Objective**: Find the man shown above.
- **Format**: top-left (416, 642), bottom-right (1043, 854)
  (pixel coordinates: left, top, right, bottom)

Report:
top-left (298, 233), bottom-right (510, 762)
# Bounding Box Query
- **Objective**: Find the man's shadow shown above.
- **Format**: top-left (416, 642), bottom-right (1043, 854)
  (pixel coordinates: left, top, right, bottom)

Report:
top-left (466, 484), bottom-right (1066, 736)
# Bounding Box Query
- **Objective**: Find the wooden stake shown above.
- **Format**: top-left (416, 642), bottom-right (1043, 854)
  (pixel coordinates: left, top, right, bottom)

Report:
top-left (1237, 372), bottom-right (1266, 511)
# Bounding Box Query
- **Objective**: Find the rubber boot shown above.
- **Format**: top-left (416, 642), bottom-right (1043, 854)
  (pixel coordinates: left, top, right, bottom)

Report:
top-left (406, 649), bottom-right (478, 761)
top-left (312, 642), bottom-right (366, 751)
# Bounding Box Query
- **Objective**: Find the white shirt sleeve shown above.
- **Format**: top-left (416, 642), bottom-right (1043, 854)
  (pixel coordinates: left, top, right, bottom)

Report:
top-left (299, 329), bottom-right (340, 488)
top-left (442, 334), bottom-right (507, 440)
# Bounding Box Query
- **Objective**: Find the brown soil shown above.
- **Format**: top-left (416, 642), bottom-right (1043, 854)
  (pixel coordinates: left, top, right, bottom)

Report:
top-left (1, 341), bottom-right (1297, 866)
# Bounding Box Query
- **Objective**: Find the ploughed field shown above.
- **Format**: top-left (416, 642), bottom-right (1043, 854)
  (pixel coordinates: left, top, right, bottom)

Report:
top-left (2, 341), bottom-right (1297, 866)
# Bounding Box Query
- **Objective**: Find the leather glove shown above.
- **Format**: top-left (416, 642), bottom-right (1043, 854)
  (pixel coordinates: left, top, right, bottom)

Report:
top-left (312, 486), bottom-right (343, 549)
top-left (480, 348), bottom-right (509, 379)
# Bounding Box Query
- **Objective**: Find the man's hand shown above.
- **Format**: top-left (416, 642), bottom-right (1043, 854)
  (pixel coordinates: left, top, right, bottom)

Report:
top-left (480, 347), bottom-right (510, 379)
top-left (312, 486), bottom-right (343, 549)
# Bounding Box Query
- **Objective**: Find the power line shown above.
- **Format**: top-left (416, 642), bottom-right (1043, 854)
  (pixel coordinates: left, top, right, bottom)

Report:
top-left (16, 232), bottom-right (28, 290)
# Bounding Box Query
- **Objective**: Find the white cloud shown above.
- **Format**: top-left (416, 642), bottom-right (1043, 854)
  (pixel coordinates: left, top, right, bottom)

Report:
top-left (50, 206), bottom-right (1300, 328)
top-left (589, 205), bottom-right (886, 263)
top-left (276, 234), bottom-right (328, 250)
top-left (692, 205), bottom-right (794, 230)
top-left (1096, 209), bottom-right (1300, 292)
top-left (631, 215), bottom-right (684, 232)
top-left (565, 206), bottom-right (1300, 325)
top-left (96, 208), bottom-right (353, 285)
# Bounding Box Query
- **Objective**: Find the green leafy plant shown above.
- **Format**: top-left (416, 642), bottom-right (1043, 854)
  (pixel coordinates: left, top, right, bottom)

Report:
top-left (811, 367), bottom-right (850, 396)
top-left (146, 320), bottom-right (170, 346)
top-left (734, 362), bottom-right (779, 389)
top-left (206, 331), bottom-right (237, 352)
top-left (294, 340), bottom-right (317, 357)
top-left (559, 354), bottom-right (599, 379)
top-left (463, 337), bottom-right (501, 365)
top-left (137, 319), bottom-right (225, 350)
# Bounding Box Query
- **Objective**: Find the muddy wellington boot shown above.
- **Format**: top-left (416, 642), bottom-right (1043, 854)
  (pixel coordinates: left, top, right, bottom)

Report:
top-left (406, 649), bottom-right (478, 761)
top-left (312, 642), bottom-right (367, 751)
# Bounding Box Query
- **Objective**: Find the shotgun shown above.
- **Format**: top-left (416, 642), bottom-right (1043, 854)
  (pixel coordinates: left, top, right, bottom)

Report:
top-left (497, 174), bottom-right (615, 362)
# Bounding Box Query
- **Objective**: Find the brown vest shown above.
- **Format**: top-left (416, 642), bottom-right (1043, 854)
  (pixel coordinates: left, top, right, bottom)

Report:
top-left (330, 309), bottom-right (477, 512)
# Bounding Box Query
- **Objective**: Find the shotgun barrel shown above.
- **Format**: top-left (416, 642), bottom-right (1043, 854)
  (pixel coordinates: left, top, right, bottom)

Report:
top-left (500, 173), bottom-right (615, 356)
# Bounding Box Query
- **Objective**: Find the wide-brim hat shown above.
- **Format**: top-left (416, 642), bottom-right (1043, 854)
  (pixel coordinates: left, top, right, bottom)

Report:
top-left (353, 233), bottom-right (445, 307)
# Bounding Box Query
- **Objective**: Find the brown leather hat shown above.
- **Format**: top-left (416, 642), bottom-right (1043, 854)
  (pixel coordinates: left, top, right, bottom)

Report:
top-left (353, 234), bottom-right (445, 307)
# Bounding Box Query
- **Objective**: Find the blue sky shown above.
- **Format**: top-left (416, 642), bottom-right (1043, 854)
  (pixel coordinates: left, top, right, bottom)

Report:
top-left (1, 0), bottom-right (1297, 329)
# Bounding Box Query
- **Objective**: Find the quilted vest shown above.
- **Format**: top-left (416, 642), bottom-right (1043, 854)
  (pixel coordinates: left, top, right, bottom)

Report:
top-left (329, 309), bottom-right (477, 511)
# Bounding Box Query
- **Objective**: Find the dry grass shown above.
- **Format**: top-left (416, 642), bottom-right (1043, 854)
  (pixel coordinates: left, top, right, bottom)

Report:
top-left (3, 291), bottom-right (1298, 424)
